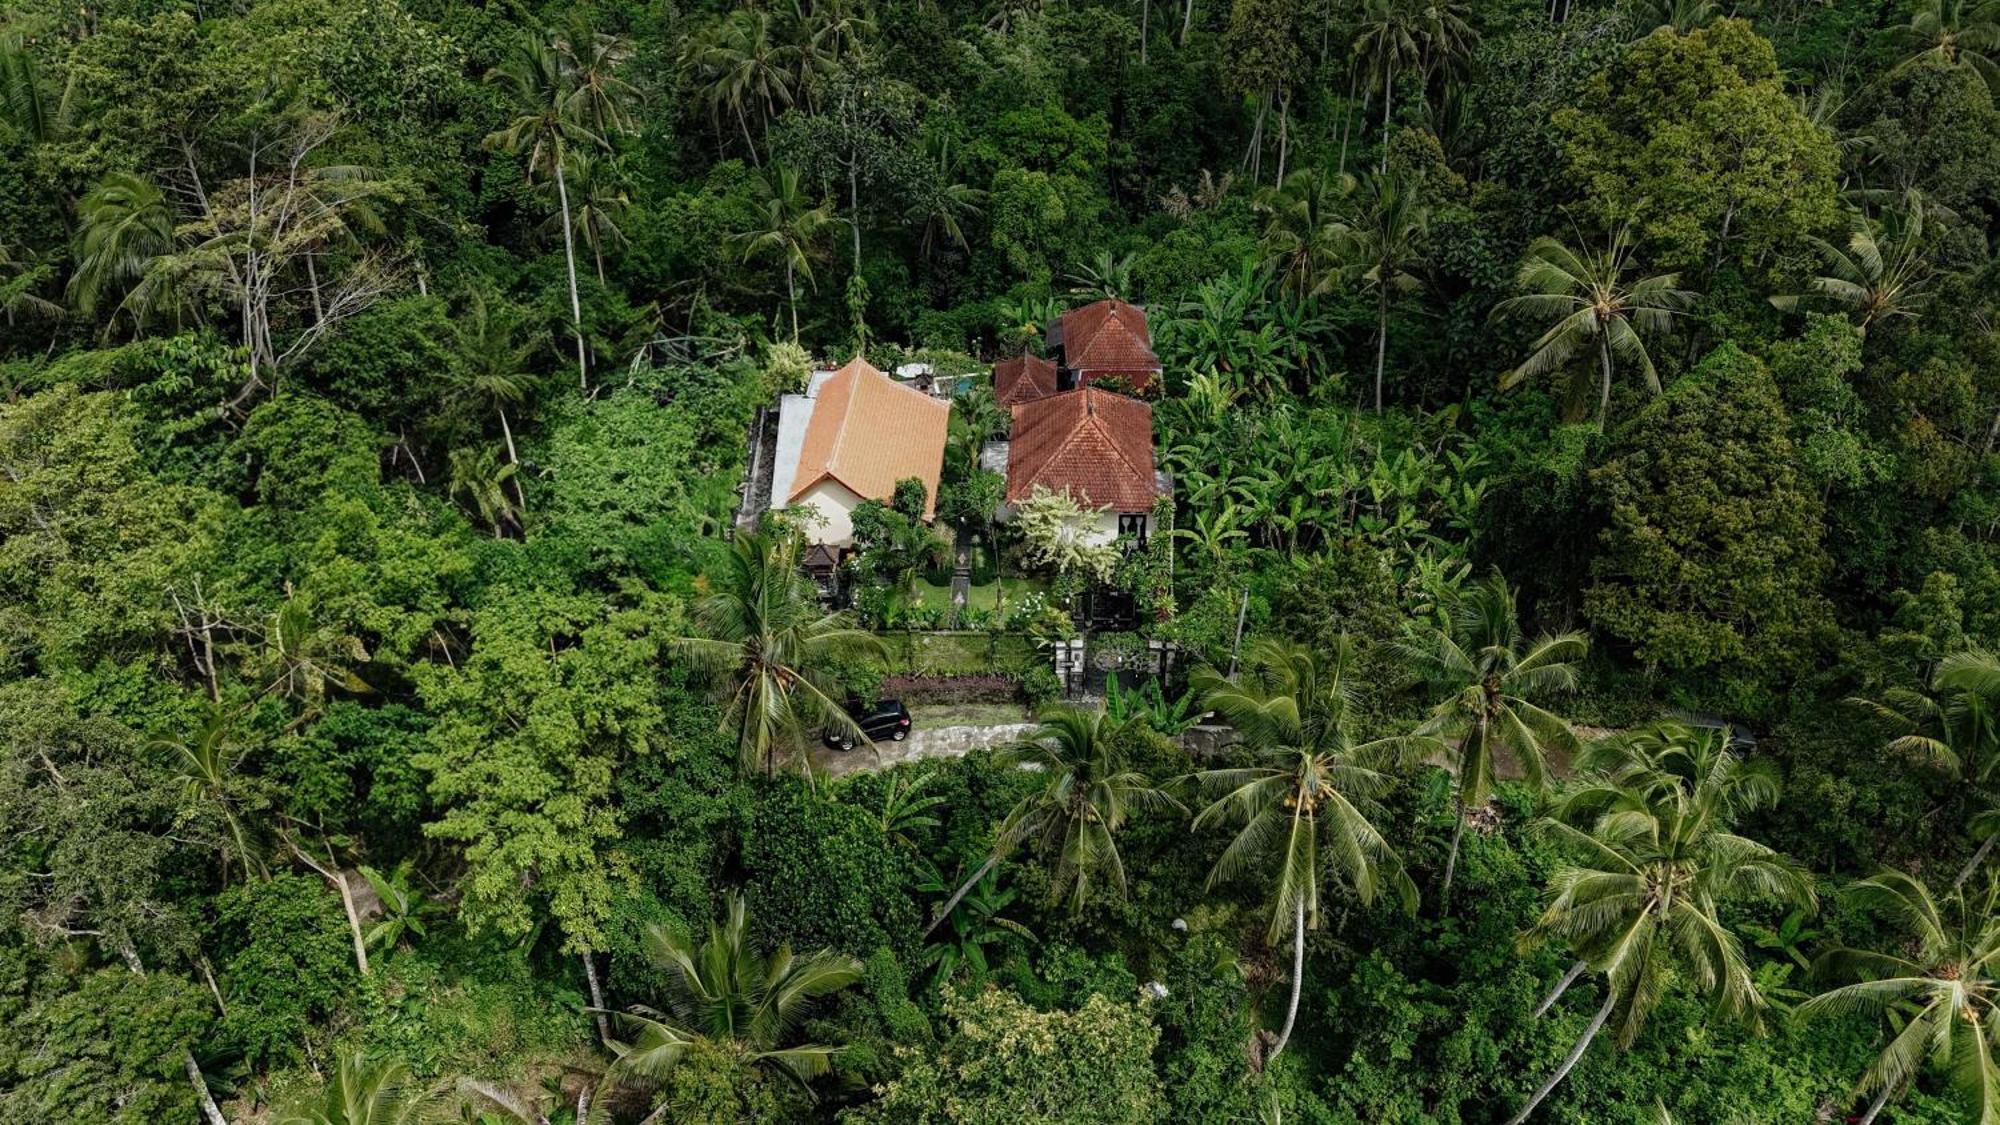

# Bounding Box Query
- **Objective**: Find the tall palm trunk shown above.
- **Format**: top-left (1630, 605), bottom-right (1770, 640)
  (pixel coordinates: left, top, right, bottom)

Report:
top-left (581, 950), bottom-right (611, 1043)
top-left (1506, 983), bottom-right (1615, 1125)
top-left (848, 162), bottom-right (863, 269)
top-left (1374, 282), bottom-right (1389, 412)
top-left (1244, 94), bottom-right (1268, 182)
top-left (1534, 959), bottom-right (1588, 1017)
top-left (1379, 64), bottom-right (1393, 175)
top-left (1439, 719), bottom-right (1484, 910)
top-left (1274, 93), bottom-right (1291, 185)
top-left (1338, 60), bottom-right (1358, 176)
top-left (497, 406), bottom-right (527, 517)
top-left (925, 853), bottom-right (1002, 938)
top-left (1956, 832), bottom-right (1998, 888)
top-left (786, 257), bottom-right (800, 341)
top-left (1595, 330), bottom-right (1614, 430)
top-left (735, 102), bottom-right (762, 167)
top-left (1180, 0), bottom-right (1194, 45)
top-left (554, 155), bottom-right (588, 391)
top-left (1858, 1079), bottom-right (1897, 1125)
top-left (1440, 789), bottom-right (1468, 910)
top-left (1268, 898), bottom-right (1306, 1061)
top-left (184, 1050), bottom-right (230, 1125)
top-left (1140, 0), bottom-right (1149, 62)
top-left (122, 944), bottom-right (230, 1125)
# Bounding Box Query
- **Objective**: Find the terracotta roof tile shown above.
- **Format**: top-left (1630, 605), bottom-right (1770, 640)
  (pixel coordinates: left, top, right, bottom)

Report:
top-left (993, 352), bottom-right (1059, 405)
top-left (1006, 388), bottom-right (1160, 512)
top-left (1050, 299), bottom-right (1161, 391)
top-left (789, 356), bottom-right (950, 517)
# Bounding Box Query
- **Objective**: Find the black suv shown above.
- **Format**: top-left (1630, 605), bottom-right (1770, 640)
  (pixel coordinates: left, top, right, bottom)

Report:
top-left (824, 699), bottom-right (913, 750)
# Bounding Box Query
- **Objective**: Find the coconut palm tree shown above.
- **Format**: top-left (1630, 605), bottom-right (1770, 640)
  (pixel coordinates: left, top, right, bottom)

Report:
top-left (674, 530), bottom-right (884, 776)
top-left (1494, 222), bottom-right (1696, 428)
top-left (925, 707), bottom-right (1182, 935)
top-left (1353, 0), bottom-right (1422, 174)
top-left (273, 1052), bottom-right (445, 1125)
top-left (737, 163), bottom-right (837, 340)
top-left (1189, 635), bottom-right (1433, 1061)
top-left (0, 241), bottom-right (60, 326)
top-left (918, 863), bottom-right (1035, 989)
top-left (486, 32), bottom-right (604, 390)
top-left (1508, 746), bottom-right (1814, 1124)
top-left (154, 708), bottom-right (264, 884)
top-left (1257, 168), bottom-right (1353, 300)
top-left (543, 150), bottom-right (629, 284)
top-left (906, 134), bottom-right (986, 264)
top-left (685, 8), bottom-right (798, 163)
top-left (1890, 0), bottom-right (2000, 90)
top-left (1853, 649), bottom-right (2000, 884)
top-left (1771, 192), bottom-right (1939, 335)
top-left (69, 171), bottom-right (179, 332)
top-left (1565, 721), bottom-right (1779, 826)
top-left (447, 288), bottom-right (540, 515)
top-left (948, 382), bottom-right (1008, 476)
top-left (1798, 870), bottom-right (2000, 1124)
top-left (1344, 168), bottom-right (1427, 412)
top-left (553, 12), bottom-right (642, 139)
top-left (1399, 573), bottom-right (1586, 906)
top-left (1413, 0), bottom-right (1479, 90)
top-left (447, 445), bottom-right (521, 538)
top-left (606, 893), bottom-right (862, 1097)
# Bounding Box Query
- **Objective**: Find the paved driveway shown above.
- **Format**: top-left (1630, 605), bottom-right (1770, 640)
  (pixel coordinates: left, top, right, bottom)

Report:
top-left (810, 721), bottom-right (1040, 779)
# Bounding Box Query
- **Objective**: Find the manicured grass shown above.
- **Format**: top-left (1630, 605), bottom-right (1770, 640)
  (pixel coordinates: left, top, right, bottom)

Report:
top-left (909, 574), bottom-right (1048, 612)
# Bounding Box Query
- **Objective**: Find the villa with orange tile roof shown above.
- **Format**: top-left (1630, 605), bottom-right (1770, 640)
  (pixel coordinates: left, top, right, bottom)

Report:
top-left (1044, 298), bottom-right (1161, 394)
top-left (1000, 386), bottom-right (1168, 547)
top-left (772, 356), bottom-right (950, 547)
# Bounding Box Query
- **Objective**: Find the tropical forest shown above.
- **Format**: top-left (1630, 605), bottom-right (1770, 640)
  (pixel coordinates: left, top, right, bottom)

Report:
top-left (4, 0), bottom-right (2000, 1121)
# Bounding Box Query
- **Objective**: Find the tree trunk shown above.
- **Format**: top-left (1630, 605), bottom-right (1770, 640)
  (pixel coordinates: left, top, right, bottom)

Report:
top-left (1180, 0), bottom-right (1193, 45)
top-left (292, 843), bottom-right (370, 977)
top-left (1858, 1079), bottom-right (1897, 1125)
top-left (1374, 282), bottom-right (1389, 412)
top-left (1440, 789), bottom-right (1468, 912)
top-left (1957, 831), bottom-right (1998, 889)
top-left (1274, 93), bottom-right (1291, 185)
top-left (848, 161), bottom-right (862, 270)
top-left (1338, 60), bottom-right (1357, 177)
top-left (1506, 982), bottom-right (1615, 1125)
top-left (332, 868), bottom-right (371, 977)
top-left (1140, 0), bottom-right (1149, 62)
top-left (123, 945), bottom-right (230, 1125)
top-left (581, 950), bottom-right (612, 1043)
top-left (1379, 65), bottom-right (1393, 175)
top-left (786, 257), bottom-right (800, 341)
top-left (1268, 898), bottom-right (1307, 1062)
top-left (1243, 95), bottom-right (1268, 182)
top-left (554, 157), bottom-right (589, 391)
top-left (184, 1049), bottom-right (231, 1125)
top-left (1534, 959), bottom-right (1588, 1018)
top-left (735, 102), bottom-right (762, 167)
top-left (924, 853), bottom-right (1003, 938)
top-left (498, 407), bottom-right (527, 517)
top-left (1596, 331), bottom-right (1614, 430)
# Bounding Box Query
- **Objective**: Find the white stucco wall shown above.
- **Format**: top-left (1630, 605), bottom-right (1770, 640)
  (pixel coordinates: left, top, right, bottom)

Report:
top-left (1083, 508), bottom-right (1123, 548)
top-left (992, 502), bottom-right (1139, 549)
top-left (795, 479), bottom-right (862, 547)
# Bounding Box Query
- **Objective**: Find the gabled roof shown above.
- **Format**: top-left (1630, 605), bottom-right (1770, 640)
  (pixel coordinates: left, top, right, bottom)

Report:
top-left (992, 352), bottom-right (1058, 406)
top-left (1049, 299), bottom-right (1161, 389)
top-left (1006, 388), bottom-right (1160, 512)
top-left (789, 356), bottom-right (950, 518)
